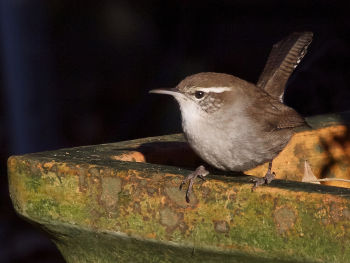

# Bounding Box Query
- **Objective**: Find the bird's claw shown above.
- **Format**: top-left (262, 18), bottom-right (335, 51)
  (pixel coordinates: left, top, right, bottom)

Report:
top-left (251, 171), bottom-right (276, 191)
top-left (179, 165), bottom-right (209, 203)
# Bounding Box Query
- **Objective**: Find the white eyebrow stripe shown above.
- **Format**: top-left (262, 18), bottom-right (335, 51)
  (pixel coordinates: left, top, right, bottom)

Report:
top-left (195, 87), bottom-right (232, 93)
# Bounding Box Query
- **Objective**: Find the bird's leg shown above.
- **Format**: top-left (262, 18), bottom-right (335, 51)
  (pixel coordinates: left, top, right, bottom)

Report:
top-left (251, 161), bottom-right (276, 191)
top-left (179, 165), bottom-right (209, 203)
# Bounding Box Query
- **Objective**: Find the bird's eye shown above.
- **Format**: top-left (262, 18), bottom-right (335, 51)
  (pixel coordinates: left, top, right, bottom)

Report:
top-left (194, 91), bottom-right (205, 99)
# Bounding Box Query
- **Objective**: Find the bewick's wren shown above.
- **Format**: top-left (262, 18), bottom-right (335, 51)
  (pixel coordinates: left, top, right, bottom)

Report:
top-left (150, 32), bottom-right (313, 202)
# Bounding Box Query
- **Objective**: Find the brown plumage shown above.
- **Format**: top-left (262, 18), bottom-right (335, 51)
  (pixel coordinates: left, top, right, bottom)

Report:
top-left (150, 32), bottom-right (313, 202)
top-left (257, 32), bottom-right (313, 102)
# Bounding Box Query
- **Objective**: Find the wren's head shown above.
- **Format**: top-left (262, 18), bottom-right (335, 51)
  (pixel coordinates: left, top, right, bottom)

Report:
top-left (150, 72), bottom-right (250, 124)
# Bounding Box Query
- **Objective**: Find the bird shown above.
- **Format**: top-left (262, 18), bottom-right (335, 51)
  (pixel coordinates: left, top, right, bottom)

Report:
top-left (150, 32), bottom-right (313, 202)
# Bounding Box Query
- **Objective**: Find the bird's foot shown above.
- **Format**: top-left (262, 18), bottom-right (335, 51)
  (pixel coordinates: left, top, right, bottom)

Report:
top-left (179, 165), bottom-right (209, 203)
top-left (251, 161), bottom-right (276, 191)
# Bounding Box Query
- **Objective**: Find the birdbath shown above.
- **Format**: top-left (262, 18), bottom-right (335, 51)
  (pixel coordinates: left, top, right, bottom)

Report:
top-left (7, 112), bottom-right (350, 263)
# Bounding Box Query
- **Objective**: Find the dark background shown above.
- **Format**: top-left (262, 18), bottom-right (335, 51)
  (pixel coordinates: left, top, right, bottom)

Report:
top-left (0, 0), bottom-right (349, 262)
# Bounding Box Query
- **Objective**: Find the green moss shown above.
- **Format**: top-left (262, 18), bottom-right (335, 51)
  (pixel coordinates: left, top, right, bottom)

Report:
top-left (26, 198), bottom-right (60, 220)
top-left (7, 122), bottom-right (350, 262)
top-left (118, 190), bottom-right (132, 206)
top-left (24, 175), bottom-right (42, 192)
top-left (59, 203), bottom-right (90, 223)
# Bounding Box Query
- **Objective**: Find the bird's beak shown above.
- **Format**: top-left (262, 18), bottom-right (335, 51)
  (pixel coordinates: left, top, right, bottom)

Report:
top-left (149, 88), bottom-right (180, 97)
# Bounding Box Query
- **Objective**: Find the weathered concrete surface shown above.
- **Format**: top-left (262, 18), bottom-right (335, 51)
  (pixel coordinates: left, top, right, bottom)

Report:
top-left (7, 112), bottom-right (350, 263)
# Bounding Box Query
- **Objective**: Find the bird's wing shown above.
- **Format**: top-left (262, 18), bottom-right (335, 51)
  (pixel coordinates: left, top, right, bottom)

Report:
top-left (264, 99), bottom-right (307, 130)
top-left (256, 32), bottom-right (313, 102)
top-left (247, 89), bottom-right (307, 131)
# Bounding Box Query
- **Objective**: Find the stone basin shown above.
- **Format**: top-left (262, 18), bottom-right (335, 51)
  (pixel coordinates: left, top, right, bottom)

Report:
top-left (7, 112), bottom-right (350, 262)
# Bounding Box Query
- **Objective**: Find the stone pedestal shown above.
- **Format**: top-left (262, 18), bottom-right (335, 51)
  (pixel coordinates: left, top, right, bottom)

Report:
top-left (8, 113), bottom-right (350, 262)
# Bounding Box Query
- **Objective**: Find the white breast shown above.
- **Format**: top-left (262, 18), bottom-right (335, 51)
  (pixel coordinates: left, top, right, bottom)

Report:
top-left (181, 108), bottom-right (283, 171)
